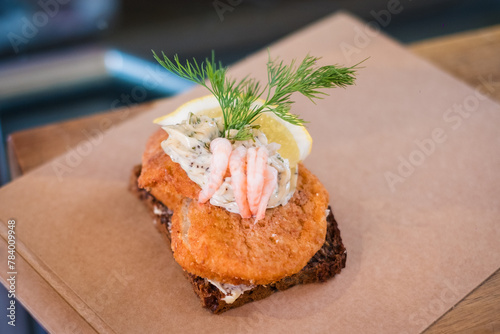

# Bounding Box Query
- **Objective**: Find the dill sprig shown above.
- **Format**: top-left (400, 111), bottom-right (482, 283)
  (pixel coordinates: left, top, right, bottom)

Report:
top-left (153, 50), bottom-right (361, 140)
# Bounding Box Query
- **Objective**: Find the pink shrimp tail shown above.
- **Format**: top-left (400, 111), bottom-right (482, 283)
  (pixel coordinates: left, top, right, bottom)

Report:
top-left (255, 165), bottom-right (278, 222)
top-left (199, 138), bottom-right (232, 203)
top-left (229, 146), bottom-right (252, 218)
top-left (246, 146), bottom-right (268, 216)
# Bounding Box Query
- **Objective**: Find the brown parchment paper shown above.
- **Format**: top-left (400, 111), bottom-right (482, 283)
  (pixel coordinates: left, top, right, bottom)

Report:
top-left (1, 12), bottom-right (500, 334)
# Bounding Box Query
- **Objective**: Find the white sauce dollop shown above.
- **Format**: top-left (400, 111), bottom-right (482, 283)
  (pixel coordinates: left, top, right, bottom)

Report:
top-left (208, 279), bottom-right (255, 304)
top-left (161, 113), bottom-right (297, 214)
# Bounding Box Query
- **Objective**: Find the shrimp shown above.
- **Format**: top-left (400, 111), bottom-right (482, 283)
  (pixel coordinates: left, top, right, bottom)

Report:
top-left (229, 146), bottom-right (252, 218)
top-left (246, 146), bottom-right (268, 216)
top-left (255, 165), bottom-right (278, 222)
top-left (198, 137), bottom-right (232, 203)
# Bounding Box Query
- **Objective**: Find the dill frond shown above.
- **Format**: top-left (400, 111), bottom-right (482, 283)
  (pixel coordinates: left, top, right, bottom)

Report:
top-left (153, 49), bottom-right (362, 140)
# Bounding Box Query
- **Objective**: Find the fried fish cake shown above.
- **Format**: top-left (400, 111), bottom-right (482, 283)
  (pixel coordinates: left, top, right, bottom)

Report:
top-left (138, 129), bottom-right (200, 208)
top-left (170, 164), bottom-right (329, 285)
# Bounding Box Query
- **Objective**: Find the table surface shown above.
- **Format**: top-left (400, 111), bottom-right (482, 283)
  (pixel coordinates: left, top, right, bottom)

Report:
top-left (7, 24), bottom-right (500, 334)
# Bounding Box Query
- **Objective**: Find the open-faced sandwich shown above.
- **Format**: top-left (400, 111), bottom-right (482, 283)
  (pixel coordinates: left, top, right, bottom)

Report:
top-left (130, 51), bottom-right (359, 313)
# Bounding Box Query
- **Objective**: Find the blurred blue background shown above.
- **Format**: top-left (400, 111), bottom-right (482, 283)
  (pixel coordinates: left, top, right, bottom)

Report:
top-left (0, 0), bottom-right (499, 333)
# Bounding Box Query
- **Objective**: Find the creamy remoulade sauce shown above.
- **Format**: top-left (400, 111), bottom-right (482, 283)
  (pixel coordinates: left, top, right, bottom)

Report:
top-left (160, 113), bottom-right (297, 214)
top-left (207, 280), bottom-right (254, 304)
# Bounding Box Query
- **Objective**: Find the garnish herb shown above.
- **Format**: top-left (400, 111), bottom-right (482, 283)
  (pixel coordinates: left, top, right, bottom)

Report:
top-left (153, 50), bottom-right (360, 140)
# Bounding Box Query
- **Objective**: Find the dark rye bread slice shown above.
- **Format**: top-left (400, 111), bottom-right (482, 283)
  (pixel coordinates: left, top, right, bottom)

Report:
top-left (130, 165), bottom-right (347, 314)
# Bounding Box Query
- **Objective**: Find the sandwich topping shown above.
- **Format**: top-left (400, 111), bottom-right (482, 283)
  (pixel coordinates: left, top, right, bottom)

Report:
top-left (161, 113), bottom-right (296, 220)
top-left (153, 51), bottom-right (359, 220)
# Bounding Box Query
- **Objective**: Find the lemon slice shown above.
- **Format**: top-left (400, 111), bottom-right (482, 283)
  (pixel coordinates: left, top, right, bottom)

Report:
top-left (154, 95), bottom-right (312, 167)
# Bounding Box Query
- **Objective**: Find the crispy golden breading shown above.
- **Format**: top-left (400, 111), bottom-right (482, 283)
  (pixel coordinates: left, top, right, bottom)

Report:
top-left (138, 129), bottom-right (200, 208)
top-left (140, 128), bottom-right (329, 285)
top-left (169, 199), bottom-right (231, 282)
top-left (170, 165), bottom-right (329, 285)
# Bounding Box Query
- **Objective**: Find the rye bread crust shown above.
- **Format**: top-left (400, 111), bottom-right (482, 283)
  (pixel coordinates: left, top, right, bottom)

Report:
top-left (130, 165), bottom-right (347, 314)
